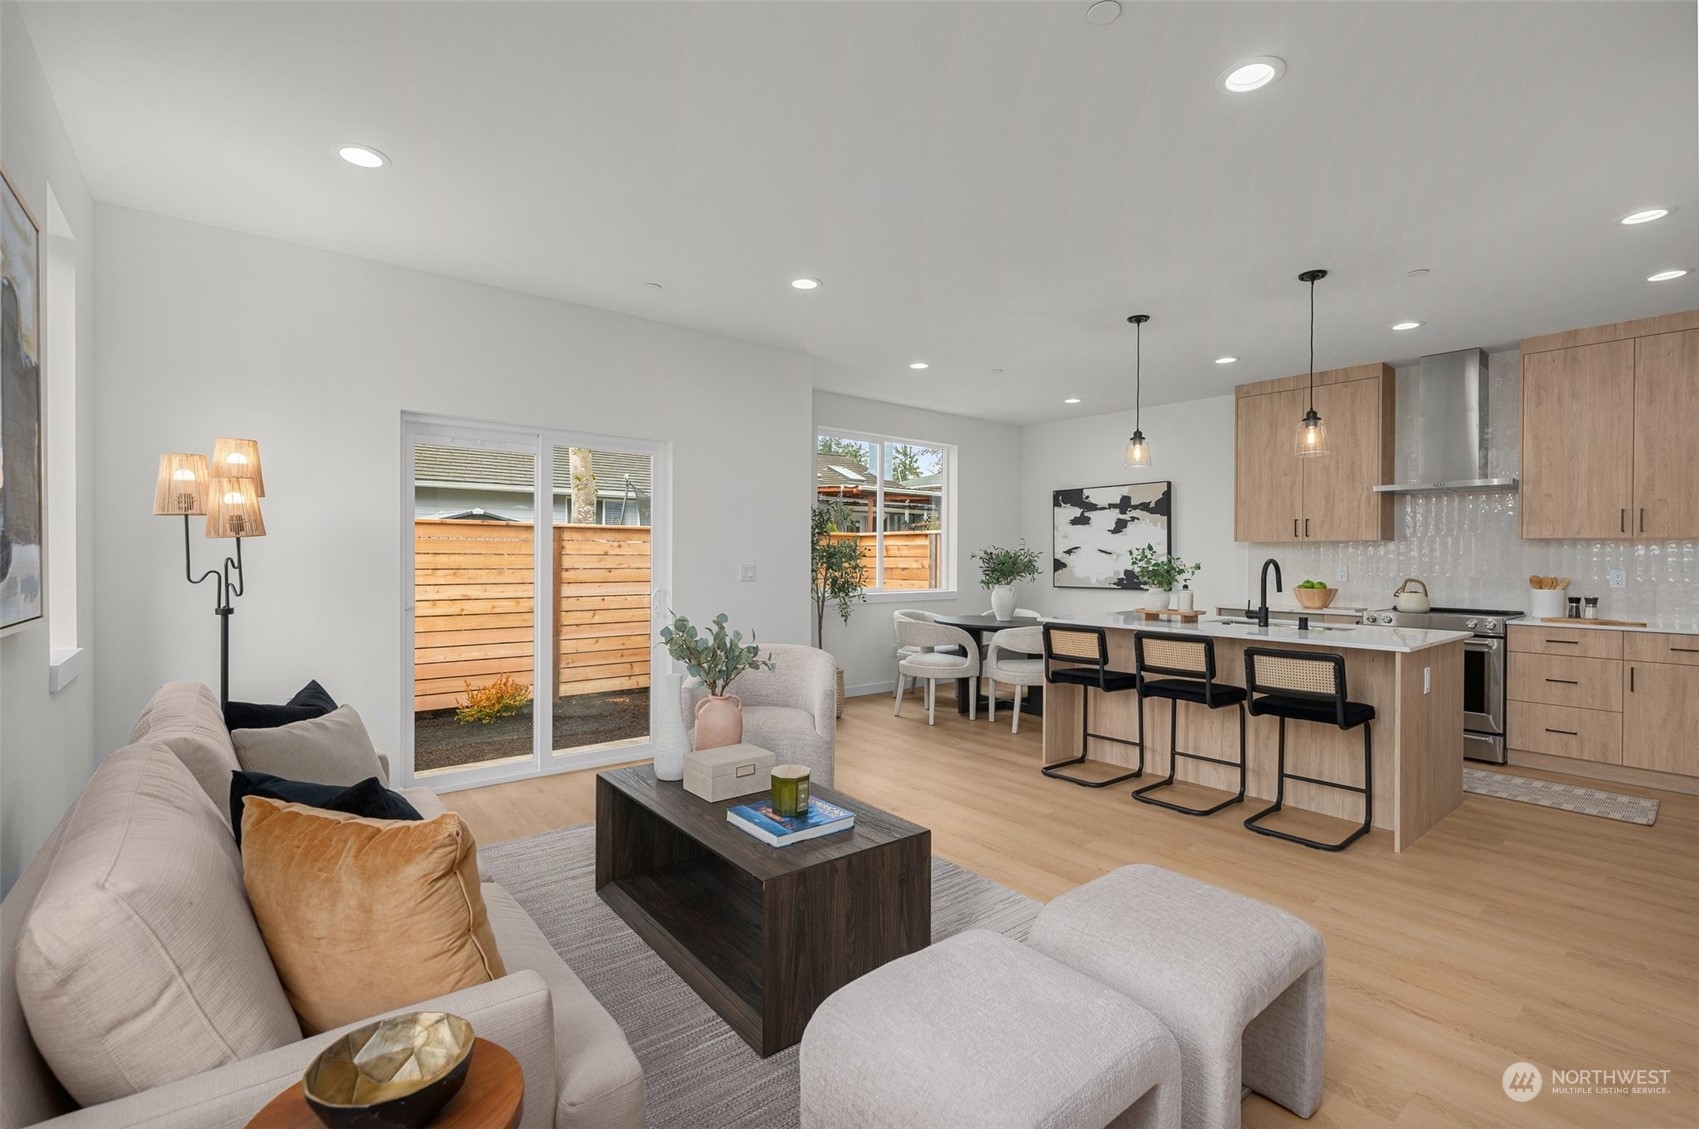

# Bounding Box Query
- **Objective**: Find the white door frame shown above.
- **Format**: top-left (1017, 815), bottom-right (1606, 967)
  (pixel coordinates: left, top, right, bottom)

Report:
top-left (399, 412), bottom-right (670, 793)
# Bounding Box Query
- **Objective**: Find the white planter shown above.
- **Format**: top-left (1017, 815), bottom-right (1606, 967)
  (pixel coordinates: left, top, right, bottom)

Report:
top-left (990, 584), bottom-right (1017, 620)
top-left (652, 672), bottom-right (688, 780)
top-left (1144, 587), bottom-right (1172, 612)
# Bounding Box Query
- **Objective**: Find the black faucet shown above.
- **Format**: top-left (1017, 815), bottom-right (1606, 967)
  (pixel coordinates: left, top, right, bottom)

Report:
top-left (1257, 557), bottom-right (1283, 628)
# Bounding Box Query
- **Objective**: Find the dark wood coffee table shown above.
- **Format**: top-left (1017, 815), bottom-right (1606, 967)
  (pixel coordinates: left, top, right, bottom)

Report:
top-left (594, 765), bottom-right (930, 1056)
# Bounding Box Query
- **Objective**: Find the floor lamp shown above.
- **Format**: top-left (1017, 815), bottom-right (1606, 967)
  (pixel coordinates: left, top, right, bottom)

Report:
top-left (153, 438), bottom-right (267, 705)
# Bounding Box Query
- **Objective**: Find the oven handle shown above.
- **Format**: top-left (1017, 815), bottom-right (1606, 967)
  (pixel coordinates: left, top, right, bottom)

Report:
top-left (1464, 637), bottom-right (1499, 652)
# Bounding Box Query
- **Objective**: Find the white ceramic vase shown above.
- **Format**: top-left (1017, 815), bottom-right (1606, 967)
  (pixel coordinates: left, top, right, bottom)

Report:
top-left (652, 672), bottom-right (688, 780)
top-left (990, 584), bottom-right (1017, 620)
top-left (1145, 587), bottom-right (1172, 612)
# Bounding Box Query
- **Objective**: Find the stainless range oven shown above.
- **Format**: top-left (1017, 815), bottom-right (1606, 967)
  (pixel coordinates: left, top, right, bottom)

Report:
top-left (1361, 607), bottom-right (1524, 763)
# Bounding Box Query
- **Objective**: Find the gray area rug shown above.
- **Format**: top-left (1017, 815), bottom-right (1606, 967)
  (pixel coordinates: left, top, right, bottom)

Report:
top-left (480, 824), bottom-right (1039, 1128)
top-left (1463, 767), bottom-right (1659, 826)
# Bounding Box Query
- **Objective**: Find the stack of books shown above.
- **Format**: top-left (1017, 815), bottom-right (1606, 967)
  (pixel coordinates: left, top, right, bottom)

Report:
top-left (727, 798), bottom-right (855, 846)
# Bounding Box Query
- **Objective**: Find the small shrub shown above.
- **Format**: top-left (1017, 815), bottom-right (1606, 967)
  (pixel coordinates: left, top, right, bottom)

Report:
top-left (456, 673), bottom-right (532, 725)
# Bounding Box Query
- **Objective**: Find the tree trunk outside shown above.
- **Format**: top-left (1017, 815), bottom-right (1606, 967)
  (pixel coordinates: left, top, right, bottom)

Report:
top-left (569, 448), bottom-right (596, 524)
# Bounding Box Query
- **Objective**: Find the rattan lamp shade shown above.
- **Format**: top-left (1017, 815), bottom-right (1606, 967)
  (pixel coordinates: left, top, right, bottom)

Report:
top-left (211, 437), bottom-right (265, 497)
top-left (152, 453), bottom-right (209, 515)
top-left (206, 477), bottom-right (266, 538)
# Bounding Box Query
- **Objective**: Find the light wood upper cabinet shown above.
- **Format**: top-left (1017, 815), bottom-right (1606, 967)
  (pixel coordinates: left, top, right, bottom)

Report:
top-left (1632, 330), bottom-right (1699, 539)
top-left (1621, 660), bottom-right (1699, 776)
top-left (1303, 376), bottom-right (1394, 541)
top-left (1235, 388), bottom-right (1305, 542)
top-left (1520, 310), bottom-right (1699, 540)
top-left (1520, 340), bottom-right (1635, 539)
top-left (1234, 365), bottom-right (1393, 542)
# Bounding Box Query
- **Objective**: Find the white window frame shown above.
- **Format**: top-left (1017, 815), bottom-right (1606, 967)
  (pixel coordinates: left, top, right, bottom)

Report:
top-left (400, 412), bottom-right (671, 793)
top-left (816, 427), bottom-right (956, 601)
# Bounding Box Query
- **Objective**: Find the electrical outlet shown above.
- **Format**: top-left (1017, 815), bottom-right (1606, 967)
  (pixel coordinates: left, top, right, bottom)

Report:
top-left (1335, 565), bottom-right (1349, 584)
top-left (739, 563), bottom-right (757, 583)
top-left (1423, 667), bottom-right (1431, 695)
top-left (1609, 569), bottom-right (1626, 589)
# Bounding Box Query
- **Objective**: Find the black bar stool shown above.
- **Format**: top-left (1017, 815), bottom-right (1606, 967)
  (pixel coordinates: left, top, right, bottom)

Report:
top-left (1129, 632), bottom-right (1249, 817)
top-left (1041, 624), bottom-right (1141, 787)
top-left (1241, 647), bottom-right (1376, 851)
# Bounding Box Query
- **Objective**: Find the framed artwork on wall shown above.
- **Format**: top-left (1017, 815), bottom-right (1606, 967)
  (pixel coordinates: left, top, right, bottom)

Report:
top-left (1, 163), bottom-right (43, 633)
top-left (1052, 480), bottom-right (1172, 589)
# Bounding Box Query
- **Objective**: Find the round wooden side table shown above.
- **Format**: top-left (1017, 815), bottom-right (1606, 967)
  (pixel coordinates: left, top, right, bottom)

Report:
top-left (245, 1039), bottom-right (523, 1129)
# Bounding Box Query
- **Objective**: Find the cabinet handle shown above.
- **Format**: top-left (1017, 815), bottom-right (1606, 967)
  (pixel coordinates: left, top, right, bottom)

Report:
top-left (1621, 508), bottom-right (1626, 533)
top-left (1544, 639), bottom-right (1580, 645)
top-left (1671, 648), bottom-right (1699, 654)
top-left (1630, 666), bottom-right (1635, 692)
top-left (1639, 508), bottom-right (1646, 533)
top-left (1294, 518), bottom-right (1299, 538)
top-left (1544, 678), bottom-right (1579, 685)
top-left (1304, 518), bottom-right (1311, 538)
top-left (1544, 727), bottom-right (1579, 737)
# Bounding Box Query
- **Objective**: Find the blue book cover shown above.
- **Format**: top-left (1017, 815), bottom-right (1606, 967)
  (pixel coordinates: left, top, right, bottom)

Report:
top-left (726, 799), bottom-right (855, 845)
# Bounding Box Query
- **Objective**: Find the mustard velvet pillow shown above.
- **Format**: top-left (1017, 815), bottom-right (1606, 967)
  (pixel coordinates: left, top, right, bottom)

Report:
top-left (240, 797), bottom-right (506, 1034)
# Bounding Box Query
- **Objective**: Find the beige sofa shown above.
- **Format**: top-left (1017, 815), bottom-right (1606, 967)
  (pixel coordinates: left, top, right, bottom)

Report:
top-left (0, 683), bottom-right (644, 1129)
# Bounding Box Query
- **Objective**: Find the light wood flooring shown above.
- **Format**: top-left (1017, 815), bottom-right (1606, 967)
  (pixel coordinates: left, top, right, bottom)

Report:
top-left (450, 691), bottom-right (1699, 1129)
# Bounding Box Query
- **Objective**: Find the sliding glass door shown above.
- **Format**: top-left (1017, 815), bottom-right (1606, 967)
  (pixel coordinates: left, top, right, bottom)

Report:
top-left (402, 416), bottom-right (666, 790)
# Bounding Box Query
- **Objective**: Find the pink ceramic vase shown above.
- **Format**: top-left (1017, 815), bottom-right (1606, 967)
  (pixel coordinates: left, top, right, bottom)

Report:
top-left (693, 693), bottom-right (743, 751)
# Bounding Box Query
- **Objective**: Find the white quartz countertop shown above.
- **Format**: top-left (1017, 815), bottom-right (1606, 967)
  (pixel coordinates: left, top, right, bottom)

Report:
top-left (1215, 601), bottom-right (1377, 615)
top-left (1510, 618), bottom-right (1698, 637)
top-left (1048, 613), bottom-right (1472, 654)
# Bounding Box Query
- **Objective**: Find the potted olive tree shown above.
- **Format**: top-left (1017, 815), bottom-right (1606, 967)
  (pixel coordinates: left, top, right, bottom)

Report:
top-left (1127, 546), bottom-right (1202, 611)
top-left (810, 500), bottom-right (868, 716)
top-left (972, 543), bottom-right (1042, 620)
top-left (659, 613), bottom-right (776, 752)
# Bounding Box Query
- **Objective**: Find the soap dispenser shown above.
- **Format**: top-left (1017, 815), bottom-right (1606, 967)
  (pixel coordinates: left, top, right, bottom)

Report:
top-left (1177, 581), bottom-right (1194, 613)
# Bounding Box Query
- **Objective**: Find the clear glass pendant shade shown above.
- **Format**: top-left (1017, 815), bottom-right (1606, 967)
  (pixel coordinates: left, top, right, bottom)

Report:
top-left (1296, 409), bottom-right (1328, 457)
top-left (1125, 430), bottom-right (1152, 468)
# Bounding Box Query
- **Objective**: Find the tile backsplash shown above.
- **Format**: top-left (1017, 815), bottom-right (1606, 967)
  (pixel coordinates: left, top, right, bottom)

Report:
top-left (1249, 349), bottom-right (1699, 628)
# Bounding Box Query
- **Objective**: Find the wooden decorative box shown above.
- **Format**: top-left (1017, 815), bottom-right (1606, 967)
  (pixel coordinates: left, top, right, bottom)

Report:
top-left (684, 743), bottom-right (775, 802)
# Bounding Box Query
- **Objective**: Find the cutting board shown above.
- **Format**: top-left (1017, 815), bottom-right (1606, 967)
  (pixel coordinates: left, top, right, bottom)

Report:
top-left (1135, 608), bottom-right (1206, 622)
top-left (1539, 616), bottom-right (1648, 627)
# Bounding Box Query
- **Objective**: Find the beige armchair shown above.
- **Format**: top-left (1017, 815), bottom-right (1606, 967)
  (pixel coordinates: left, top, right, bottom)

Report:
top-left (679, 643), bottom-right (837, 787)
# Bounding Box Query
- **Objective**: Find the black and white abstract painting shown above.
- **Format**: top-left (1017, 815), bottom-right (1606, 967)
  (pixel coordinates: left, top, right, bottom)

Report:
top-left (0, 165), bottom-right (41, 633)
top-left (1052, 481), bottom-right (1171, 589)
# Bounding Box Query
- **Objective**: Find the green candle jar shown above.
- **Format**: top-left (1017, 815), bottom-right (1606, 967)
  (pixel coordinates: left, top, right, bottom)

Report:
top-left (770, 765), bottom-right (811, 818)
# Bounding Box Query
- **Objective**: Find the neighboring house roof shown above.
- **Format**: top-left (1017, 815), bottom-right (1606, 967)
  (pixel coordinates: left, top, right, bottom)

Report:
top-left (815, 452), bottom-right (941, 497)
top-left (414, 444), bottom-right (651, 496)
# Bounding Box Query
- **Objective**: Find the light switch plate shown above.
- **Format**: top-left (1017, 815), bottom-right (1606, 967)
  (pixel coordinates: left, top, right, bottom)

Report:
top-left (1609, 569), bottom-right (1626, 589)
top-left (1423, 667), bottom-right (1431, 694)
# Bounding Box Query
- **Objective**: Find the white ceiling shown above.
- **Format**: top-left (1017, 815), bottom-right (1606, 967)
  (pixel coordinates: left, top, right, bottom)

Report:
top-left (19, 1), bottom-right (1699, 424)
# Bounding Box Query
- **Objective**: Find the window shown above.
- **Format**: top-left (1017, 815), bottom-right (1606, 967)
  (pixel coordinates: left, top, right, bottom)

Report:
top-left (816, 430), bottom-right (953, 593)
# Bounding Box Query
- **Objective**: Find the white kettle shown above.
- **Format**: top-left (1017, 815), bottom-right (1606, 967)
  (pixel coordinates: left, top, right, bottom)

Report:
top-left (1393, 577), bottom-right (1431, 614)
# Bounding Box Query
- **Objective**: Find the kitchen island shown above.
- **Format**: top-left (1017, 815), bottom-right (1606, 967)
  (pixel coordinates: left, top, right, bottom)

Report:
top-left (1041, 615), bottom-right (1470, 851)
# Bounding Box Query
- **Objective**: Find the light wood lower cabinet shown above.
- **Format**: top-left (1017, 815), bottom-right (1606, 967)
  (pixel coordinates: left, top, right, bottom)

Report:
top-left (1622, 661), bottom-right (1699, 776)
top-left (1508, 624), bottom-right (1623, 660)
top-left (1507, 701), bottom-right (1622, 764)
top-left (1506, 652), bottom-right (1622, 712)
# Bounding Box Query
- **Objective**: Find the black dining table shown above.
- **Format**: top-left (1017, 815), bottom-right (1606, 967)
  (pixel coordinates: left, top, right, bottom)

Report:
top-left (930, 613), bottom-right (1046, 718)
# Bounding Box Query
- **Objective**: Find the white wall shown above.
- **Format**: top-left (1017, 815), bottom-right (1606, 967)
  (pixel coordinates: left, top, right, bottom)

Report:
top-left (1021, 396), bottom-right (1248, 621)
top-left (92, 205), bottom-right (813, 759)
top-left (812, 387), bottom-right (1023, 693)
top-left (0, 2), bottom-right (100, 892)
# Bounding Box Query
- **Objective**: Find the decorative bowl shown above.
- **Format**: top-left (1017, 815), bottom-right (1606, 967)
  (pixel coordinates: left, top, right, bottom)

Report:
top-left (1293, 587), bottom-right (1338, 610)
top-left (302, 1012), bottom-right (474, 1129)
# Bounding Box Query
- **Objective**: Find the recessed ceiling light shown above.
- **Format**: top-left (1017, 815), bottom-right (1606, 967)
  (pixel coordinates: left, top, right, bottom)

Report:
top-left (1647, 269), bottom-right (1690, 282)
top-left (337, 144), bottom-right (388, 168)
top-left (790, 277), bottom-right (821, 290)
top-left (1214, 356), bottom-right (1238, 365)
top-left (1064, 397), bottom-right (1082, 404)
top-left (908, 362), bottom-right (929, 370)
top-left (1406, 268), bottom-right (1431, 278)
top-left (1619, 208), bottom-right (1672, 226)
top-left (991, 368), bottom-right (1005, 374)
top-left (1085, 0), bottom-right (1121, 26)
top-left (1218, 56), bottom-right (1285, 94)
top-left (643, 282), bottom-right (663, 290)
top-left (1391, 321), bottom-right (1423, 331)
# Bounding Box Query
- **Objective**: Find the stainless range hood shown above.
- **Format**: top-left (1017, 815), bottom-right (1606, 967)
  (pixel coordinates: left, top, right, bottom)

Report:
top-left (1373, 347), bottom-right (1518, 494)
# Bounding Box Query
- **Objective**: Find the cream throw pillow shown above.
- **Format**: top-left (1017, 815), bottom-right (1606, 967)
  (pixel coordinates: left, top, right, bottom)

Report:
top-left (240, 798), bottom-right (506, 1034)
top-left (232, 705), bottom-right (385, 786)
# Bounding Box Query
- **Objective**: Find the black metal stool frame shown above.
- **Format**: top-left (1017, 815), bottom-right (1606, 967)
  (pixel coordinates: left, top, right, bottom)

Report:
top-left (1240, 646), bottom-right (1374, 851)
top-left (1129, 632), bottom-right (1248, 817)
top-left (1040, 624), bottom-right (1142, 787)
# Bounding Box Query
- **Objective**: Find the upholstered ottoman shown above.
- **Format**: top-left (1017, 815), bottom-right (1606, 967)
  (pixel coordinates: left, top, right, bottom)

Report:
top-left (799, 929), bottom-right (1180, 1129)
top-left (1028, 865), bottom-right (1325, 1129)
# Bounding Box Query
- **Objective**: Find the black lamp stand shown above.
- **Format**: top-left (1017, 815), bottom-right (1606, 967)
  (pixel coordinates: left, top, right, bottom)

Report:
top-left (180, 514), bottom-right (246, 705)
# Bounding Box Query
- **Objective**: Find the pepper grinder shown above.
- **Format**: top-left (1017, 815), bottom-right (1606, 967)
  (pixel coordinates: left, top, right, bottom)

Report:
top-left (1567, 596), bottom-right (1581, 619)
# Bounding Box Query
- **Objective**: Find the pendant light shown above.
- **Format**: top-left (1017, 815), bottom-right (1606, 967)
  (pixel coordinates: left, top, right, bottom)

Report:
top-left (1124, 314), bottom-right (1152, 468)
top-left (1295, 269), bottom-right (1329, 457)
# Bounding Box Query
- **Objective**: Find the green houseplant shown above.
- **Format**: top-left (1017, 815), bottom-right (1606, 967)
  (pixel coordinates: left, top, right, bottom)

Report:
top-left (972, 543), bottom-right (1042, 620)
top-left (1126, 546), bottom-right (1201, 611)
top-left (659, 612), bottom-right (777, 751)
top-left (811, 499), bottom-right (868, 718)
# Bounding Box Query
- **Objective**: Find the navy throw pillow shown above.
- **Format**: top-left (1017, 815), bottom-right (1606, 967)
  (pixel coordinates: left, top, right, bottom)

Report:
top-left (229, 769), bottom-right (423, 846)
top-left (223, 680), bottom-right (338, 731)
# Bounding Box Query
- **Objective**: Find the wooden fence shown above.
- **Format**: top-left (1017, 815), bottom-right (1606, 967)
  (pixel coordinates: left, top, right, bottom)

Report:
top-left (413, 519), bottom-right (651, 712)
top-left (830, 530), bottom-right (941, 590)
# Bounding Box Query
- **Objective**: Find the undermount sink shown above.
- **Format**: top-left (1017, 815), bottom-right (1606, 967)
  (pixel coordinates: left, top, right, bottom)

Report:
top-left (1215, 617), bottom-right (1357, 633)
